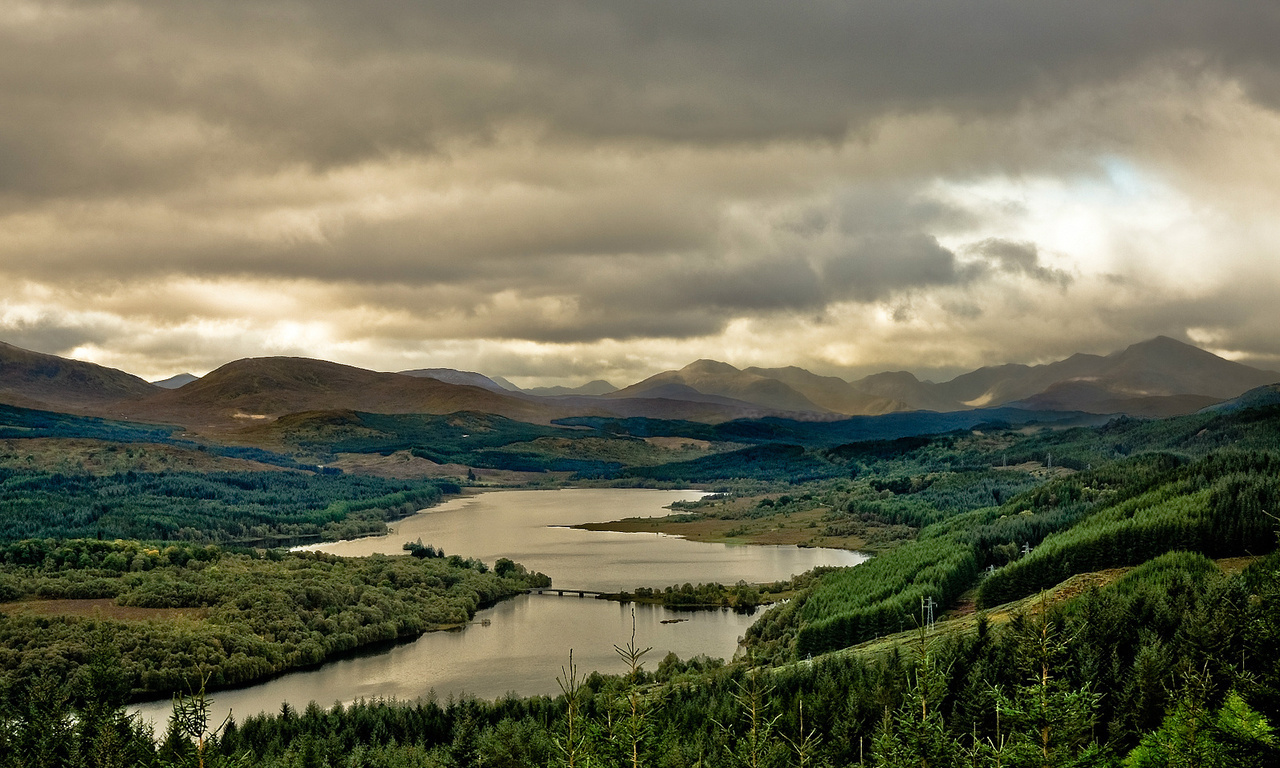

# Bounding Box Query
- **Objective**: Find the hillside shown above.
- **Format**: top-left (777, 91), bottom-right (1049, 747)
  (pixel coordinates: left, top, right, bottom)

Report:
top-left (837, 336), bottom-right (1278, 415)
top-left (0, 341), bottom-right (160, 411)
top-left (151, 373), bottom-right (199, 389)
top-left (851, 370), bottom-right (968, 412)
top-left (121, 357), bottom-right (555, 430)
top-left (522, 379), bottom-right (618, 396)
top-left (951, 336), bottom-right (1279, 413)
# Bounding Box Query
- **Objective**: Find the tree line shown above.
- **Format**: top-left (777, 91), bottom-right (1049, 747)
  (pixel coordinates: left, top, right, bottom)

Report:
top-left (4, 548), bottom-right (1280, 766)
top-left (0, 539), bottom-right (549, 699)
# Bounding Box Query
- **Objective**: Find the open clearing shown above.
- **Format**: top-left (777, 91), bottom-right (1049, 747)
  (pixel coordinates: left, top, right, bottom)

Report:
top-left (0, 598), bottom-right (210, 622)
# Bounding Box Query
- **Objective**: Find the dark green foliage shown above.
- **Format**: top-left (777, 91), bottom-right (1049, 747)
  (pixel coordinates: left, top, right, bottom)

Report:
top-left (7, 546), bottom-right (1280, 767)
top-left (621, 401), bottom-right (1280, 506)
top-left (978, 452), bottom-right (1280, 606)
top-left (0, 403), bottom-right (179, 445)
top-left (0, 403), bottom-right (317, 471)
top-left (283, 411), bottom-right (567, 456)
top-left (1125, 678), bottom-right (1279, 768)
top-left (0, 541), bottom-right (546, 698)
top-left (628, 443), bottom-right (842, 483)
top-left (563, 408), bottom-right (1101, 449)
top-left (791, 536), bottom-right (979, 657)
top-left (5, 383), bottom-right (1280, 766)
top-left (872, 639), bottom-right (961, 768)
top-left (0, 468), bottom-right (455, 543)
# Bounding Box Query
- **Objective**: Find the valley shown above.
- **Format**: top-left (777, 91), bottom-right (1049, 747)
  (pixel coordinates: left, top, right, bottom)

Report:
top-left (1, 336), bottom-right (1279, 766)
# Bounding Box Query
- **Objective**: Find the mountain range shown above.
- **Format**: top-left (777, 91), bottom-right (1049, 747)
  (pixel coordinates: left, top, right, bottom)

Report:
top-left (0, 336), bottom-right (1275, 434)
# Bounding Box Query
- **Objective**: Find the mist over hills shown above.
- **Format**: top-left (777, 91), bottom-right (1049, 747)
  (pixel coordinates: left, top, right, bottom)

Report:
top-left (1, 336), bottom-right (1275, 433)
top-left (398, 368), bottom-right (512, 394)
top-left (610, 359), bottom-right (830, 413)
top-left (521, 380), bottom-right (618, 397)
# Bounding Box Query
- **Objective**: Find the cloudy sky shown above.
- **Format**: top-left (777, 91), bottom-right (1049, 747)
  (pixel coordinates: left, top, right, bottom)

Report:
top-left (3, 0), bottom-right (1280, 386)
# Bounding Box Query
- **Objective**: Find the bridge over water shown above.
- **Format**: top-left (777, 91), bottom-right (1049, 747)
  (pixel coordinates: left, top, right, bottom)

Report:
top-left (526, 587), bottom-right (610, 598)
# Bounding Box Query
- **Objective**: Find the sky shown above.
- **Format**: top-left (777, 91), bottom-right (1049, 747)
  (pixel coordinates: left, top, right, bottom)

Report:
top-left (2, 0), bottom-right (1280, 387)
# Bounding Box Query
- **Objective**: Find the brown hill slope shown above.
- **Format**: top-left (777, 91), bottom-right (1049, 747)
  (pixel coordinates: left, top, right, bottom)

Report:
top-left (121, 357), bottom-right (554, 430)
top-left (0, 340), bottom-right (159, 411)
top-left (850, 371), bottom-right (968, 412)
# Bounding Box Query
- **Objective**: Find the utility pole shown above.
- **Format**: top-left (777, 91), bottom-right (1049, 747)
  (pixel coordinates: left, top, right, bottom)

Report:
top-left (922, 595), bottom-right (936, 632)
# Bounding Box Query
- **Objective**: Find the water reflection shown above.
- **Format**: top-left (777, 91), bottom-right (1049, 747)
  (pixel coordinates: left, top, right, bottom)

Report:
top-left (132, 488), bottom-right (865, 726)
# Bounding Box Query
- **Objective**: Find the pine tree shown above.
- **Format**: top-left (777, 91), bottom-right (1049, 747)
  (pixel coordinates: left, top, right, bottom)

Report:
top-left (1124, 689), bottom-right (1277, 768)
top-left (612, 609), bottom-right (656, 768)
top-left (872, 631), bottom-right (960, 768)
top-left (553, 650), bottom-right (591, 768)
top-left (991, 605), bottom-right (1100, 768)
top-left (719, 667), bottom-right (786, 768)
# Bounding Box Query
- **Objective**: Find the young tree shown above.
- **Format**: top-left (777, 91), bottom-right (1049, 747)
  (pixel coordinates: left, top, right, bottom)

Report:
top-left (717, 664), bottom-right (786, 768)
top-left (991, 606), bottom-right (1101, 768)
top-left (612, 608), bottom-right (655, 768)
top-left (554, 650), bottom-right (592, 768)
top-left (872, 632), bottom-right (960, 768)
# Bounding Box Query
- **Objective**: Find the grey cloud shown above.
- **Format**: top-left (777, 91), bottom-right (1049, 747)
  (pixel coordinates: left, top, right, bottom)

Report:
top-left (967, 239), bottom-right (1073, 286)
top-left (3, 1), bottom-right (1280, 202)
top-left (822, 234), bottom-right (960, 301)
top-left (0, 316), bottom-right (112, 356)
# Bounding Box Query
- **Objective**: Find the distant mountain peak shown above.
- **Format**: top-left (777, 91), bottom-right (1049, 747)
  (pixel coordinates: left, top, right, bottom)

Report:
top-left (1118, 335), bottom-right (1210, 357)
top-left (152, 373), bottom-right (199, 389)
top-left (397, 367), bottom-right (510, 393)
top-left (862, 370), bottom-right (921, 384)
top-left (523, 379), bottom-right (618, 397)
top-left (681, 359), bottom-right (741, 375)
top-left (613, 358), bottom-right (826, 413)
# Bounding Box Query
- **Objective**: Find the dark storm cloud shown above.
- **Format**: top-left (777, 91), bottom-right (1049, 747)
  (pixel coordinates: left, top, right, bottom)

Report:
top-left (0, 315), bottom-right (112, 356)
top-left (822, 234), bottom-right (960, 301)
top-left (4, 0), bottom-right (1280, 201)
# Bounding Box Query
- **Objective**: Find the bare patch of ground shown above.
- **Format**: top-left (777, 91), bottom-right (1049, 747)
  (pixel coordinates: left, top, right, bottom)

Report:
top-left (642, 436), bottom-right (715, 451)
top-left (0, 598), bottom-right (210, 622)
top-left (323, 451), bottom-right (570, 485)
top-left (994, 460), bottom-right (1076, 479)
top-left (326, 450), bottom-right (464, 479)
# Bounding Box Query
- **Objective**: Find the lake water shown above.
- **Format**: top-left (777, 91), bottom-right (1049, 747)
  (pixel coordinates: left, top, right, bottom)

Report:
top-left (132, 488), bottom-right (866, 727)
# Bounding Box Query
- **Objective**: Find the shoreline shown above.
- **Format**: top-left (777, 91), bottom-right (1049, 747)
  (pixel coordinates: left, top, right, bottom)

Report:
top-left (572, 508), bottom-right (872, 552)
